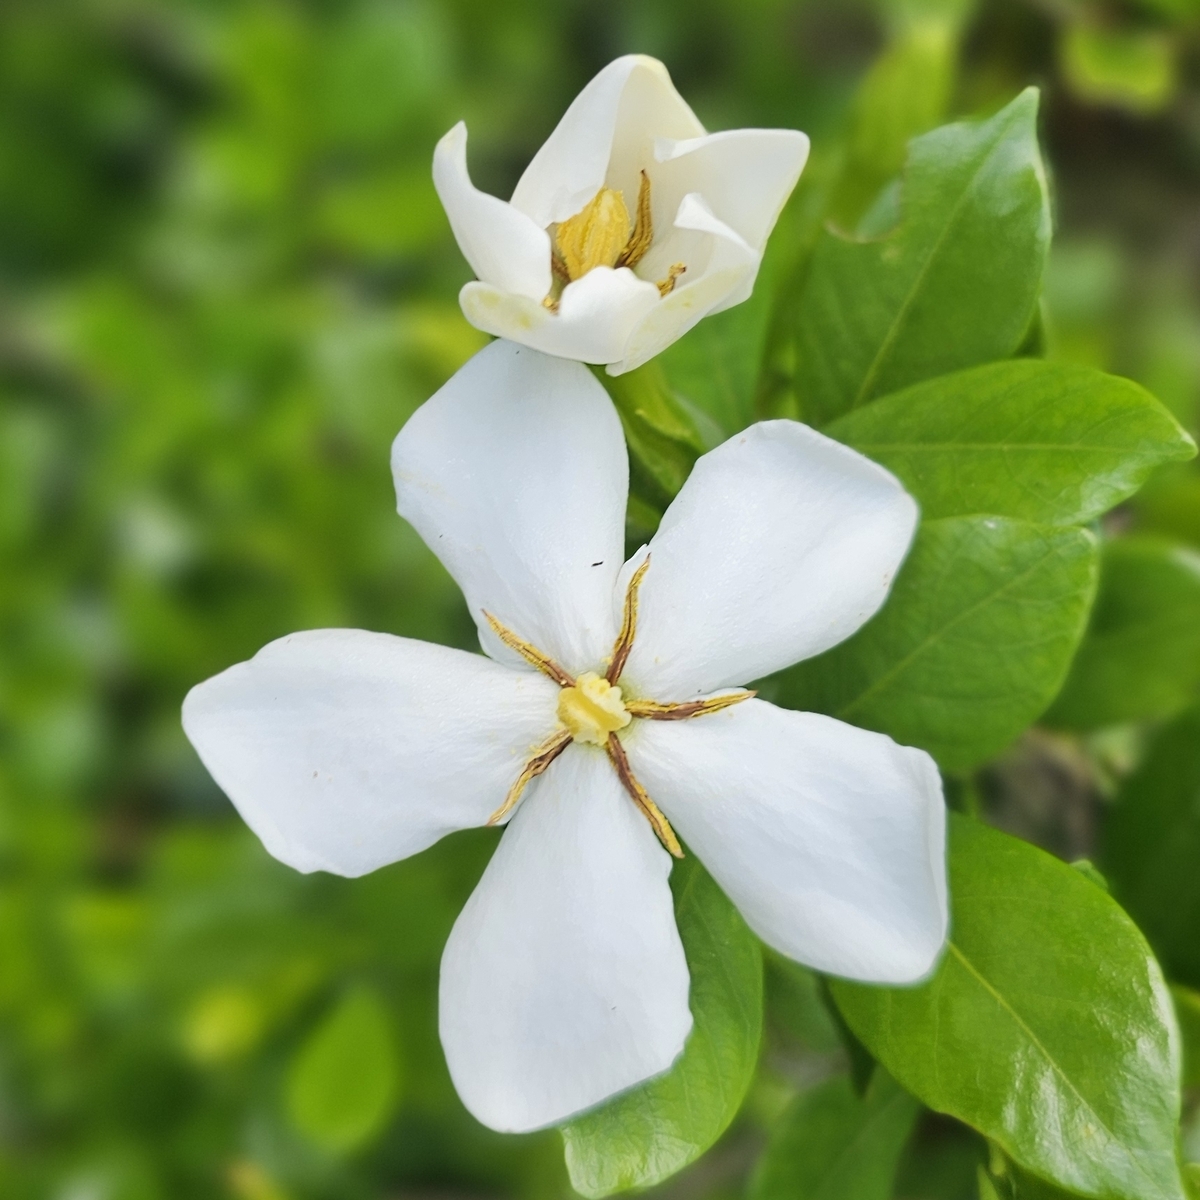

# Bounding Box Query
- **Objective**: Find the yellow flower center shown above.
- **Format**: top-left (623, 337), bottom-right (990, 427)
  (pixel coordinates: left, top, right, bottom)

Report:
top-left (556, 671), bottom-right (631, 747)
top-left (481, 558), bottom-right (753, 859)
top-left (542, 174), bottom-right (685, 311)
top-left (554, 187), bottom-right (631, 280)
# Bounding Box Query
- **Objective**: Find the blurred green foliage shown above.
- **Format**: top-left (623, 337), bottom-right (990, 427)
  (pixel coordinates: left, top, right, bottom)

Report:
top-left (2, 0), bottom-right (1200, 1198)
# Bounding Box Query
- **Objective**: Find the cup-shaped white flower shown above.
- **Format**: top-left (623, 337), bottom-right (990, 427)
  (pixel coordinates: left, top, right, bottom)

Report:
top-left (182, 340), bottom-right (947, 1135)
top-left (434, 55), bottom-right (809, 374)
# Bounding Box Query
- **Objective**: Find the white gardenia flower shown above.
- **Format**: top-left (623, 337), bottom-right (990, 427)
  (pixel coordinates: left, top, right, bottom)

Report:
top-left (182, 340), bottom-right (948, 1135)
top-left (433, 55), bottom-right (810, 374)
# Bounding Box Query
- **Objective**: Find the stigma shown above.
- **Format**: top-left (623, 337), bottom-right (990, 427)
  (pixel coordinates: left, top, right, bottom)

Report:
top-left (557, 672), bottom-right (631, 746)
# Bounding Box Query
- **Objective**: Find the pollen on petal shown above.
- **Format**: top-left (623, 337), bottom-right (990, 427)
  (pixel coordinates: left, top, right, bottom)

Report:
top-left (557, 672), bottom-right (631, 747)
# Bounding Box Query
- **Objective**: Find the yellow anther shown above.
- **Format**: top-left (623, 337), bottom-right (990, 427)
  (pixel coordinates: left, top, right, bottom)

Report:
top-left (554, 187), bottom-right (631, 281)
top-left (558, 672), bottom-right (631, 747)
top-left (607, 556), bottom-right (650, 683)
top-left (616, 171), bottom-right (653, 271)
top-left (657, 262), bottom-right (687, 297)
top-left (483, 610), bottom-right (574, 687)
top-left (626, 690), bottom-right (755, 721)
top-left (606, 733), bottom-right (683, 858)
top-left (487, 729), bottom-right (571, 826)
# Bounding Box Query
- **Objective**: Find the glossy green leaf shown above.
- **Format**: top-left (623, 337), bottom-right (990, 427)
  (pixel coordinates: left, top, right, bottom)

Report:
top-left (286, 984), bottom-right (400, 1154)
top-left (793, 88), bottom-right (1050, 426)
top-left (561, 857), bottom-right (763, 1198)
top-left (750, 1069), bottom-right (919, 1200)
top-left (826, 361), bottom-right (1195, 525)
top-left (832, 816), bottom-right (1185, 1200)
top-left (776, 516), bottom-right (1098, 770)
top-left (1103, 706), bottom-right (1200, 990)
top-left (1044, 538), bottom-right (1200, 729)
top-left (982, 1156), bottom-right (1095, 1200)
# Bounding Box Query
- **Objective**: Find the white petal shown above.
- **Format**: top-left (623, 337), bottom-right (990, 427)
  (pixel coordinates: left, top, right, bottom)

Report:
top-left (440, 746), bottom-right (692, 1132)
top-left (629, 700), bottom-right (948, 983)
top-left (652, 129), bottom-right (810, 252)
top-left (433, 123), bottom-right (552, 301)
top-left (620, 420), bottom-right (918, 698)
top-left (392, 340), bottom-right (627, 676)
top-left (181, 630), bottom-right (560, 877)
top-left (460, 266), bottom-right (660, 365)
top-left (511, 55), bottom-right (704, 230)
top-left (610, 193), bottom-right (759, 375)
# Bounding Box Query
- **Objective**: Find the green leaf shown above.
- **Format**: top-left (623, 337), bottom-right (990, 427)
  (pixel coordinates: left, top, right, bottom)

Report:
top-left (765, 953), bottom-right (842, 1053)
top-left (792, 89), bottom-right (1051, 427)
top-left (825, 361), bottom-right (1195, 525)
top-left (1043, 538), bottom-right (1200, 730)
top-left (660, 170), bottom-right (816, 439)
top-left (831, 816), bottom-right (1185, 1200)
top-left (749, 1070), bottom-right (920, 1200)
top-left (983, 1155), bottom-right (1100, 1199)
top-left (600, 361), bottom-right (705, 506)
top-left (561, 857), bottom-right (763, 1198)
top-left (1102, 706), bottom-right (1200, 990)
top-left (285, 984), bottom-right (400, 1154)
top-left (658, 297), bottom-right (771, 438)
top-left (775, 516), bottom-right (1098, 770)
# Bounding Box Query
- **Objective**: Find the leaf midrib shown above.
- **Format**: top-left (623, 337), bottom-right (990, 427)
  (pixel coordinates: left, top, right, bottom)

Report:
top-left (851, 110), bottom-right (1026, 410)
top-left (836, 531), bottom-right (1072, 720)
top-left (946, 941), bottom-right (1165, 1195)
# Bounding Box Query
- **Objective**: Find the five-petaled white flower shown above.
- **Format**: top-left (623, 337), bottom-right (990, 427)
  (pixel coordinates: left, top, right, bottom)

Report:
top-left (433, 55), bottom-right (810, 374)
top-left (182, 340), bottom-right (947, 1134)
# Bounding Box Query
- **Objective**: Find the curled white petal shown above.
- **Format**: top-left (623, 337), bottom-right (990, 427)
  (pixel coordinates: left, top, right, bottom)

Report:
top-left (439, 747), bottom-right (692, 1132)
top-left (628, 699), bottom-right (948, 983)
top-left (609, 193), bottom-right (760, 375)
top-left (651, 128), bottom-right (810, 253)
top-left (433, 122), bottom-right (551, 300)
top-left (392, 340), bottom-right (627, 678)
top-left (510, 55), bottom-right (704, 228)
top-left (434, 55), bottom-right (807, 366)
top-left (460, 267), bottom-right (660, 365)
top-left (182, 630), bottom-right (560, 877)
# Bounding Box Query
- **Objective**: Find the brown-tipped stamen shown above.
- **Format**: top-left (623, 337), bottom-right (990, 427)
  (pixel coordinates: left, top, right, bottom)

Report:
top-left (626, 690), bottom-right (756, 721)
top-left (483, 611), bottom-right (575, 687)
top-left (551, 248), bottom-right (571, 284)
top-left (606, 733), bottom-right (683, 857)
top-left (656, 263), bottom-right (686, 297)
top-left (606, 556), bottom-right (651, 684)
top-left (487, 729), bottom-right (571, 826)
top-left (616, 171), bottom-right (653, 271)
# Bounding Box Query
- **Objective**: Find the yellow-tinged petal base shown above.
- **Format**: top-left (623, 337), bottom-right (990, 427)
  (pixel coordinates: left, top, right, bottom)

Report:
top-left (554, 188), bottom-right (631, 280)
top-left (558, 672), bottom-right (631, 747)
